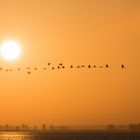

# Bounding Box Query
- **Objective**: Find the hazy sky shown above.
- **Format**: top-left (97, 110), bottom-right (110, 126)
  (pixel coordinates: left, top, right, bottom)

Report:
top-left (0, 0), bottom-right (140, 126)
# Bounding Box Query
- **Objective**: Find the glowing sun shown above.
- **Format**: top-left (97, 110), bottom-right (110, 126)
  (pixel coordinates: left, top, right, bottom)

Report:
top-left (0, 40), bottom-right (21, 61)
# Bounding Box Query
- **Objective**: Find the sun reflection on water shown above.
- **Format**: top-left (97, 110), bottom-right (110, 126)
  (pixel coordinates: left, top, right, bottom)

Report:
top-left (0, 132), bottom-right (34, 140)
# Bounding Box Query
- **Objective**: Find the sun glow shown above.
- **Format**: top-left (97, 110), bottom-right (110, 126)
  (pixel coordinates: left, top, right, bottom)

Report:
top-left (0, 40), bottom-right (21, 61)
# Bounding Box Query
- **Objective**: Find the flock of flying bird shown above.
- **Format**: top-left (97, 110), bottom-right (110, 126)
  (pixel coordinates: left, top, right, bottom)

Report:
top-left (0, 63), bottom-right (126, 75)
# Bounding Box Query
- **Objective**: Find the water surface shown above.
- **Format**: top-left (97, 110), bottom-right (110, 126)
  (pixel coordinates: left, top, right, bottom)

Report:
top-left (0, 131), bottom-right (140, 140)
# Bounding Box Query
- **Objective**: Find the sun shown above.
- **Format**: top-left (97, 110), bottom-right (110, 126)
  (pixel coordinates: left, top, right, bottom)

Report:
top-left (0, 40), bottom-right (21, 61)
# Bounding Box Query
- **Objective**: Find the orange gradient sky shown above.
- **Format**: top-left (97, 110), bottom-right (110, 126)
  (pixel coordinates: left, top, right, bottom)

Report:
top-left (0, 0), bottom-right (140, 126)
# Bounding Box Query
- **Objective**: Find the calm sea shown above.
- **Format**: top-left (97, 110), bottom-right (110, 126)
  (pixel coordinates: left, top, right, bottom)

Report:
top-left (0, 131), bottom-right (140, 140)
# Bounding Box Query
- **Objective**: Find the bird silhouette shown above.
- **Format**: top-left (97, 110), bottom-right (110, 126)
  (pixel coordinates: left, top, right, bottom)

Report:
top-left (34, 67), bottom-right (38, 71)
top-left (59, 63), bottom-right (63, 66)
top-left (77, 66), bottom-right (80, 68)
top-left (27, 71), bottom-right (31, 75)
top-left (0, 67), bottom-right (2, 71)
top-left (43, 67), bottom-right (47, 70)
top-left (88, 65), bottom-right (91, 68)
top-left (106, 64), bottom-right (109, 68)
top-left (70, 65), bottom-right (73, 68)
top-left (121, 64), bottom-right (125, 68)
top-left (48, 63), bottom-right (51, 66)
top-left (52, 67), bottom-right (55, 70)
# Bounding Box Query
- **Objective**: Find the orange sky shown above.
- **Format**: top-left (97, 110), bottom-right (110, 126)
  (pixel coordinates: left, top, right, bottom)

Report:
top-left (0, 0), bottom-right (140, 126)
